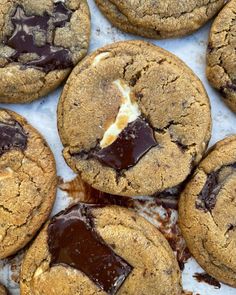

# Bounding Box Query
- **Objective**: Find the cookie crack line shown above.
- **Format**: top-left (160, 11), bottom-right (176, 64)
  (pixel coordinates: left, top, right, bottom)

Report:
top-left (0, 177), bottom-right (55, 247)
top-left (0, 204), bottom-right (13, 214)
top-left (150, 118), bottom-right (197, 156)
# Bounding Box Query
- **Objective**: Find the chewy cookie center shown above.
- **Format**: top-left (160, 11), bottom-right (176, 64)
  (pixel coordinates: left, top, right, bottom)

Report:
top-left (2, 2), bottom-right (73, 72)
top-left (93, 79), bottom-right (158, 171)
top-left (47, 204), bottom-right (133, 295)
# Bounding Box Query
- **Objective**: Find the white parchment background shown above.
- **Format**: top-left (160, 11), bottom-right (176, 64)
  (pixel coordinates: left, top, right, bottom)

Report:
top-left (1, 1), bottom-right (236, 294)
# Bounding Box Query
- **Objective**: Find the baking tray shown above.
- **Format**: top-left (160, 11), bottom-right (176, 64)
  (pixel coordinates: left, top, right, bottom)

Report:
top-left (0, 0), bottom-right (236, 294)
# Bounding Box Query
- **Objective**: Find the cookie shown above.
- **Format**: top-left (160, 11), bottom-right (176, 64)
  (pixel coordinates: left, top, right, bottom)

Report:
top-left (0, 0), bottom-right (90, 103)
top-left (95, 0), bottom-right (226, 39)
top-left (179, 136), bottom-right (236, 287)
top-left (20, 203), bottom-right (182, 295)
top-left (0, 109), bottom-right (57, 259)
top-left (0, 284), bottom-right (8, 295)
top-left (207, 0), bottom-right (236, 112)
top-left (58, 40), bottom-right (211, 197)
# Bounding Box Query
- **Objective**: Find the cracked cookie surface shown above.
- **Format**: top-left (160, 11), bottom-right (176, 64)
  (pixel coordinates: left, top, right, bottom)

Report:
top-left (0, 109), bottom-right (57, 259)
top-left (179, 136), bottom-right (236, 287)
top-left (207, 0), bottom-right (236, 112)
top-left (95, 0), bottom-right (226, 39)
top-left (0, 0), bottom-right (90, 103)
top-left (20, 204), bottom-right (182, 295)
top-left (58, 40), bottom-right (211, 197)
top-left (0, 284), bottom-right (8, 295)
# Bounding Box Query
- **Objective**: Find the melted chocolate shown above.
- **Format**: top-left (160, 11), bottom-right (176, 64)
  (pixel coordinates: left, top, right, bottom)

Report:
top-left (87, 187), bottom-right (135, 207)
top-left (153, 184), bottom-right (184, 209)
top-left (155, 197), bottom-right (178, 210)
top-left (4, 2), bottom-right (73, 72)
top-left (48, 204), bottom-right (133, 295)
top-left (194, 272), bottom-right (221, 289)
top-left (196, 163), bottom-right (236, 211)
top-left (0, 120), bottom-right (27, 156)
top-left (93, 117), bottom-right (158, 171)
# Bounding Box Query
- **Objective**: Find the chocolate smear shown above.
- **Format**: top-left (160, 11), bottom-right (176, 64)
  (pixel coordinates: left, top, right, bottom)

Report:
top-left (48, 203), bottom-right (133, 295)
top-left (4, 2), bottom-right (73, 72)
top-left (194, 272), bottom-right (221, 289)
top-left (0, 120), bottom-right (27, 156)
top-left (58, 176), bottom-right (134, 208)
top-left (93, 117), bottom-right (158, 171)
top-left (59, 175), bottom-right (191, 270)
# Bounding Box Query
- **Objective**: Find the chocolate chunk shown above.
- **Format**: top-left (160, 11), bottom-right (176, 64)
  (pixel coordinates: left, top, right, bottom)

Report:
top-left (4, 2), bottom-right (73, 72)
top-left (86, 187), bottom-right (135, 207)
top-left (220, 79), bottom-right (236, 97)
top-left (227, 80), bottom-right (236, 92)
top-left (48, 204), bottom-right (133, 295)
top-left (93, 117), bottom-right (158, 171)
top-left (53, 2), bottom-right (73, 27)
top-left (196, 163), bottom-right (236, 211)
top-left (196, 171), bottom-right (220, 211)
top-left (0, 120), bottom-right (27, 156)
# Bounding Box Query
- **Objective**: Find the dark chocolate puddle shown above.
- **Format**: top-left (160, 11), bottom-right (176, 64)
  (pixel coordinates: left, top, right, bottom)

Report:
top-left (91, 117), bottom-right (158, 171)
top-left (3, 2), bottom-right (73, 72)
top-left (0, 120), bottom-right (27, 156)
top-left (196, 162), bottom-right (236, 211)
top-left (47, 203), bottom-right (133, 295)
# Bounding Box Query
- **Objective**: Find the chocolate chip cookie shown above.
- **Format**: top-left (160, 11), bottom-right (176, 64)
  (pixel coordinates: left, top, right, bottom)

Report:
top-left (20, 203), bottom-right (182, 295)
top-left (58, 40), bottom-right (211, 197)
top-left (0, 109), bottom-right (57, 259)
top-left (0, 0), bottom-right (90, 103)
top-left (95, 0), bottom-right (226, 39)
top-left (179, 136), bottom-right (236, 287)
top-left (0, 284), bottom-right (8, 295)
top-left (207, 0), bottom-right (236, 113)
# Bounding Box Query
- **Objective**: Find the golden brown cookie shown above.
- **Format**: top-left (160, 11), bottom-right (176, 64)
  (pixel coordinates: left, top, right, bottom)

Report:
top-left (0, 284), bottom-right (8, 295)
top-left (58, 40), bottom-right (211, 197)
top-left (0, 0), bottom-right (90, 103)
top-left (179, 136), bottom-right (236, 287)
top-left (20, 203), bottom-right (182, 295)
top-left (95, 0), bottom-right (226, 39)
top-left (207, 0), bottom-right (236, 112)
top-left (0, 109), bottom-right (57, 259)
